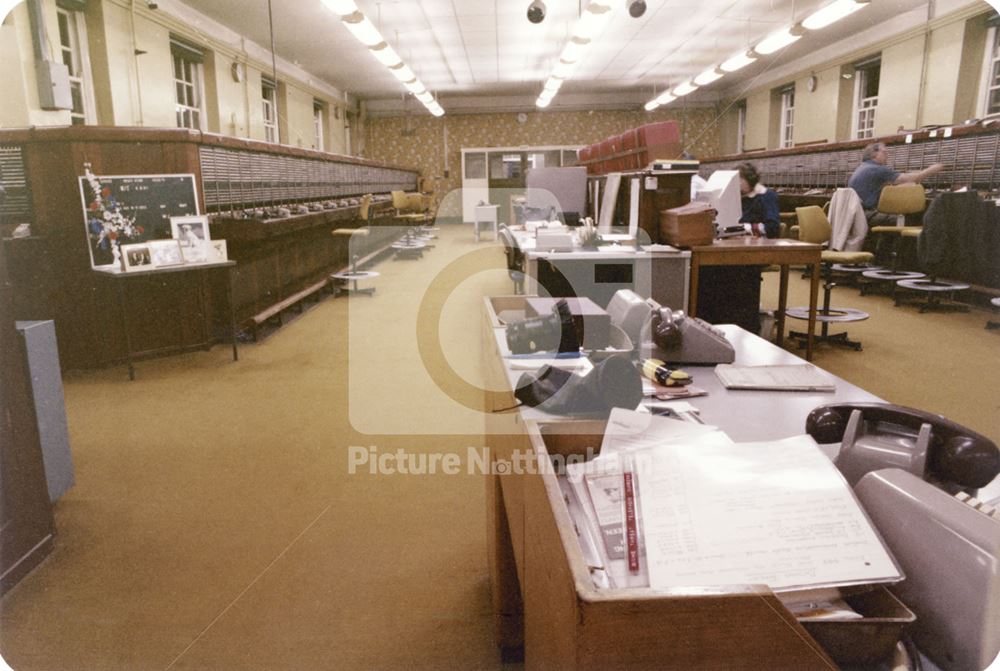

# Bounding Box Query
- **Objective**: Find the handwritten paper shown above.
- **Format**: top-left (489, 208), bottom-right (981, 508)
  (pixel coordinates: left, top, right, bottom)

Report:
top-left (635, 435), bottom-right (900, 592)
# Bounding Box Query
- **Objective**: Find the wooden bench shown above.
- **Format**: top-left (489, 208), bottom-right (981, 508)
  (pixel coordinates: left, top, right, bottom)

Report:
top-left (249, 278), bottom-right (329, 341)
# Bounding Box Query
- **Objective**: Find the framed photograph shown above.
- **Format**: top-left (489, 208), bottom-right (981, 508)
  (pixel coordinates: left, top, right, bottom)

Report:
top-left (180, 242), bottom-right (209, 264)
top-left (121, 243), bottom-right (153, 271)
top-left (170, 215), bottom-right (211, 247)
top-left (148, 239), bottom-right (185, 267)
top-left (209, 239), bottom-right (228, 262)
top-left (80, 172), bottom-right (199, 269)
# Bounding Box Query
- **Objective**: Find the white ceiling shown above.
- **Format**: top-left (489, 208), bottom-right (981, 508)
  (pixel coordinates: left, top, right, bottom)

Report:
top-left (180, 0), bottom-right (948, 112)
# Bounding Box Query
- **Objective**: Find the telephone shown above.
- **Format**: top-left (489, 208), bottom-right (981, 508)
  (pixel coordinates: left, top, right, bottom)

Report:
top-left (805, 402), bottom-right (1000, 494)
top-left (605, 290), bottom-right (735, 365)
top-left (807, 404), bottom-right (1000, 671)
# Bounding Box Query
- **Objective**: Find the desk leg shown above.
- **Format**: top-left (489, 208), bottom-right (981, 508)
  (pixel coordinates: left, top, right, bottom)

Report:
top-left (688, 257), bottom-right (700, 317)
top-left (116, 280), bottom-right (135, 381)
top-left (227, 267), bottom-right (239, 362)
top-left (807, 261), bottom-right (820, 361)
top-left (486, 471), bottom-right (524, 657)
top-left (776, 265), bottom-right (789, 348)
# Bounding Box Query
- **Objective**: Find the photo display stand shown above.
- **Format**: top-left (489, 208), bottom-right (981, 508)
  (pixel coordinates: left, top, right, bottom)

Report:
top-left (80, 173), bottom-right (199, 268)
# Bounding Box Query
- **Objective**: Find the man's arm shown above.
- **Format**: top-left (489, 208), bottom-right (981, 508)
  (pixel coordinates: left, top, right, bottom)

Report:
top-left (894, 162), bottom-right (944, 185)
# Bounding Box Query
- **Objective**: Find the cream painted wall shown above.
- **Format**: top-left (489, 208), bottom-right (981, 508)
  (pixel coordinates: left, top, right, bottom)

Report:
top-left (0, 20), bottom-right (31, 127)
top-left (726, 6), bottom-right (995, 152)
top-left (743, 88), bottom-right (772, 151)
top-left (279, 83), bottom-right (317, 149)
top-left (792, 66), bottom-right (843, 145)
top-left (210, 52), bottom-right (251, 137)
top-left (875, 34), bottom-right (925, 136)
top-left (920, 20), bottom-right (967, 125)
top-left (2, 3), bottom-right (72, 127)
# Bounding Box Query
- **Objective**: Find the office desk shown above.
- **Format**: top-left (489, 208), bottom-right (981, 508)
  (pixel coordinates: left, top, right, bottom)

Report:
top-left (482, 296), bottom-right (885, 669)
top-left (512, 229), bottom-right (691, 310)
top-left (689, 238), bottom-right (821, 360)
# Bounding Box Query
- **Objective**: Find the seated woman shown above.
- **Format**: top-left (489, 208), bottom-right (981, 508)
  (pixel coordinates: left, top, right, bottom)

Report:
top-left (738, 162), bottom-right (781, 238)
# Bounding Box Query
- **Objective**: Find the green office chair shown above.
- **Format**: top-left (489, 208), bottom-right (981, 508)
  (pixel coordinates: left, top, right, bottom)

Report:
top-left (785, 206), bottom-right (874, 350)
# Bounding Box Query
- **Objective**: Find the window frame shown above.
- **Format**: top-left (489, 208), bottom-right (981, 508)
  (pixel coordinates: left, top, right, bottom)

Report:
top-left (262, 78), bottom-right (278, 143)
top-left (736, 101), bottom-right (747, 154)
top-left (852, 59), bottom-right (880, 139)
top-left (56, 6), bottom-right (96, 124)
top-left (779, 87), bottom-right (795, 149)
top-left (313, 100), bottom-right (325, 152)
top-left (171, 38), bottom-right (206, 131)
top-left (978, 25), bottom-right (1000, 117)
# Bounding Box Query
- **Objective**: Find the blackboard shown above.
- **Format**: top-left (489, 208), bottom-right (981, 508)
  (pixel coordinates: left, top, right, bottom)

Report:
top-left (79, 173), bottom-right (199, 268)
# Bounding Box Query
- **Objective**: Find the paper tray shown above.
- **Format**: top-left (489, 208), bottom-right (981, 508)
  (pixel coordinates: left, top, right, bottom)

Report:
top-left (800, 586), bottom-right (915, 666)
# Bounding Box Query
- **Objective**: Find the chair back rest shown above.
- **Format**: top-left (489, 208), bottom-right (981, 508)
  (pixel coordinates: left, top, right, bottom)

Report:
top-left (877, 183), bottom-right (926, 215)
top-left (795, 206), bottom-right (832, 245)
top-left (359, 194), bottom-right (372, 222)
top-left (498, 226), bottom-right (523, 269)
top-left (391, 190), bottom-right (407, 209)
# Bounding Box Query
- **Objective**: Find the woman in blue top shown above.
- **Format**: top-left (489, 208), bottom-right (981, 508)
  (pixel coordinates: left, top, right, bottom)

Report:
top-left (738, 163), bottom-right (781, 238)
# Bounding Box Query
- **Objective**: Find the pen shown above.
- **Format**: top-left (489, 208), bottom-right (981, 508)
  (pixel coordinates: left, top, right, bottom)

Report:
top-left (622, 458), bottom-right (640, 574)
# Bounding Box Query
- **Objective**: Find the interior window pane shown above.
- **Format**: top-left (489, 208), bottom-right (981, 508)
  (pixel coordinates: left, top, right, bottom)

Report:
top-left (464, 153), bottom-right (486, 179)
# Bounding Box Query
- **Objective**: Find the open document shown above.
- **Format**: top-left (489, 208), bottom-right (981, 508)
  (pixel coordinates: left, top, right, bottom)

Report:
top-left (634, 435), bottom-right (901, 592)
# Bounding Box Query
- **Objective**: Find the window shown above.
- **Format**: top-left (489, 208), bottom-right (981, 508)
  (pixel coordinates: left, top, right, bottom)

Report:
top-left (171, 37), bottom-right (205, 130)
top-left (981, 25), bottom-right (1000, 116)
top-left (313, 101), bottom-right (325, 151)
top-left (56, 6), bottom-right (94, 124)
top-left (780, 87), bottom-right (795, 149)
top-left (853, 58), bottom-right (880, 139)
top-left (736, 101), bottom-right (747, 153)
top-left (262, 77), bottom-right (277, 143)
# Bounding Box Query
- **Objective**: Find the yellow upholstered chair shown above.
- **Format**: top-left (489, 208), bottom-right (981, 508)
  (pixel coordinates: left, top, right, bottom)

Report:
top-left (785, 206), bottom-right (874, 350)
top-left (868, 183), bottom-right (926, 266)
top-left (392, 190), bottom-right (435, 225)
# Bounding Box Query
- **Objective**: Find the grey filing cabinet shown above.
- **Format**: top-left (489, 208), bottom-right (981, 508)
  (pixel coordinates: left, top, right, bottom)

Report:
top-left (15, 320), bottom-right (74, 501)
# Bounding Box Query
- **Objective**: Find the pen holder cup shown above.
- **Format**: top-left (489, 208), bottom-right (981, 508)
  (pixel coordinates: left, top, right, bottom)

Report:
top-left (800, 586), bottom-right (915, 666)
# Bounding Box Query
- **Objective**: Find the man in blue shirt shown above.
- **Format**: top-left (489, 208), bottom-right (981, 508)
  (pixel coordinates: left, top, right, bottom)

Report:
top-left (848, 142), bottom-right (943, 224)
top-left (738, 163), bottom-right (780, 238)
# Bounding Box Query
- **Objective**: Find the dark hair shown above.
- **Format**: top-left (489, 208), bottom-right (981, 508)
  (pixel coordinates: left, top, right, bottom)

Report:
top-left (738, 162), bottom-right (760, 188)
top-left (862, 142), bottom-right (885, 162)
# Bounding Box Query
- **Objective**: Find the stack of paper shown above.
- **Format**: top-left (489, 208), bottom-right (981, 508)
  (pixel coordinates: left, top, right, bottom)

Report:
top-left (559, 409), bottom-right (901, 594)
top-left (715, 364), bottom-right (836, 392)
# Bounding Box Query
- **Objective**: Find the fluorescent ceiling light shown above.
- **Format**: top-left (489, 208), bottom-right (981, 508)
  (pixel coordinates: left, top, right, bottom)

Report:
top-left (643, 100), bottom-right (660, 111)
top-left (720, 51), bottom-right (756, 72)
top-left (693, 68), bottom-right (723, 86)
top-left (754, 27), bottom-right (801, 55)
top-left (343, 16), bottom-right (384, 47)
top-left (370, 43), bottom-right (402, 67)
top-left (553, 60), bottom-right (578, 79)
top-left (415, 91), bottom-right (433, 103)
top-left (536, 96), bottom-right (552, 108)
top-left (428, 103), bottom-right (444, 117)
top-left (560, 39), bottom-right (587, 64)
top-left (543, 77), bottom-right (562, 92)
top-left (389, 64), bottom-right (416, 82)
top-left (321, 0), bottom-right (358, 16)
top-left (672, 81), bottom-right (698, 96)
top-left (574, 3), bottom-right (614, 40)
top-left (656, 92), bottom-right (676, 104)
top-left (802, 0), bottom-right (868, 30)
top-left (404, 79), bottom-right (426, 94)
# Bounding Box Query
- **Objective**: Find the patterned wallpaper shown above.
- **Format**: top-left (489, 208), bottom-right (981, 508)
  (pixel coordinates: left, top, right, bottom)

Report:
top-left (365, 107), bottom-right (722, 218)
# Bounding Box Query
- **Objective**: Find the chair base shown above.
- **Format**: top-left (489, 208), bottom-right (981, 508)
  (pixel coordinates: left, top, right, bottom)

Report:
top-left (859, 270), bottom-right (925, 297)
top-left (788, 328), bottom-right (864, 351)
top-left (894, 278), bottom-right (970, 313)
top-left (330, 270), bottom-right (379, 297)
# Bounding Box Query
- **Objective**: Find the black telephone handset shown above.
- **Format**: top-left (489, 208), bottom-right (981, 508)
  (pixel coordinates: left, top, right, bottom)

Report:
top-left (806, 402), bottom-right (1000, 493)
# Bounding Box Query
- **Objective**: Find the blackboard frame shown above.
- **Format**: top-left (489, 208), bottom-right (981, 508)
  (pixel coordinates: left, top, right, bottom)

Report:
top-left (79, 173), bottom-right (200, 268)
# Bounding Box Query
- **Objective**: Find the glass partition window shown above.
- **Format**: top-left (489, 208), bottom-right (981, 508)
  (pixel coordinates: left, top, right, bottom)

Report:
top-left (464, 152), bottom-right (486, 179)
top-left (526, 150), bottom-right (562, 169)
top-left (489, 153), bottom-right (522, 179)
